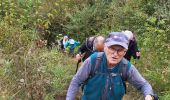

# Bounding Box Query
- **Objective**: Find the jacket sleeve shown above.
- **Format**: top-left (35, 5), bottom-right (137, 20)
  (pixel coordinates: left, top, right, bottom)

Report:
top-left (134, 40), bottom-right (139, 52)
top-left (78, 43), bottom-right (88, 54)
top-left (127, 65), bottom-right (154, 97)
top-left (75, 41), bottom-right (80, 45)
top-left (132, 39), bottom-right (140, 59)
top-left (66, 58), bottom-right (92, 100)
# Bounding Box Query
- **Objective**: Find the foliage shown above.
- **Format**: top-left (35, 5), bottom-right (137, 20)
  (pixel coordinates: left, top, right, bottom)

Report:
top-left (0, 47), bottom-right (75, 99)
top-left (0, 0), bottom-right (170, 99)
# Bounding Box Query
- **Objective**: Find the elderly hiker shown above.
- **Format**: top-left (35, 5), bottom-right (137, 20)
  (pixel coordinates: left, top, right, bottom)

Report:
top-left (122, 30), bottom-right (140, 61)
top-left (75, 36), bottom-right (105, 61)
top-left (66, 32), bottom-right (155, 100)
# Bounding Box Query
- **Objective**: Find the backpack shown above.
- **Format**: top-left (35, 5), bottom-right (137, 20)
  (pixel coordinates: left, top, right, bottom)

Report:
top-left (85, 36), bottom-right (96, 52)
top-left (69, 39), bottom-right (75, 44)
top-left (83, 52), bottom-right (131, 93)
top-left (91, 52), bottom-right (130, 79)
top-left (82, 53), bottom-right (159, 100)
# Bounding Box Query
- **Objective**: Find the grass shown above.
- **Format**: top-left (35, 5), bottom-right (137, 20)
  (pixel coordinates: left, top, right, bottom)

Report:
top-left (0, 47), bottom-right (77, 99)
top-left (0, 46), bottom-right (169, 100)
top-left (42, 48), bottom-right (77, 99)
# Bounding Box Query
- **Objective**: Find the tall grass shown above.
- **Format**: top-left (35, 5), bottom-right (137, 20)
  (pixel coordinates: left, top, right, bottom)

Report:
top-left (0, 45), bottom-right (76, 99)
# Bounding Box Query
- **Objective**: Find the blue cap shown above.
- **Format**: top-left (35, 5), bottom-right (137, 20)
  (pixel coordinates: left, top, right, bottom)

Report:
top-left (105, 32), bottom-right (129, 49)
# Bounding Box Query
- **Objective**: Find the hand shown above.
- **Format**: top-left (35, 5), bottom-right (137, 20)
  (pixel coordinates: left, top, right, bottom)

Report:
top-left (145, 95), bottom-right (153, 100)
top-left (76, 54), bottom-right (82, 61)
top-left (136, 52), bottom-right (140, 57)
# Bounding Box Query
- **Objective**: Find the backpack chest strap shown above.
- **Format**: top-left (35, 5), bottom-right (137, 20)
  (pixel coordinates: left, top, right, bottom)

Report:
top-left (94, 71), bottom-right (120, 77)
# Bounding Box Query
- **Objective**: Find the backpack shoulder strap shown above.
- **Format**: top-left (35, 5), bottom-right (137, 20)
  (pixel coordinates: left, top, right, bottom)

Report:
top-left (89, 52), bottom-right (104, 77)
top-left (120, 59), bottom-right (131, 81)
top-left (89, 54), bottom-right (131, 80)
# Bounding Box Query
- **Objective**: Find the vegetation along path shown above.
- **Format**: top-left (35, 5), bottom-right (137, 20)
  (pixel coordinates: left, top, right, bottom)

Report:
top-left (0, 0), bottom-right (169, 99)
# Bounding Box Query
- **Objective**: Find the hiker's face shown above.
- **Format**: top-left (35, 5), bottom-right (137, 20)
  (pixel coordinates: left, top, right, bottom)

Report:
top-left (64, 36), bottom-right (68, 40)
top-left (104, 45), bottom-right (127, 66)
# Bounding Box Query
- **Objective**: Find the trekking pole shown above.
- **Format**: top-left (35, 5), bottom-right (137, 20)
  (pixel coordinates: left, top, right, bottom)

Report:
top-left (75, 59), bottom-right (81, 74)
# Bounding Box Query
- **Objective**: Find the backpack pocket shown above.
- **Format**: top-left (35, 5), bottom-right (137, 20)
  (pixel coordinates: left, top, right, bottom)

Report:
top-left (82, 74), bottom-right (106, 100)
top-left (109, 73), bottom-right (125, 100)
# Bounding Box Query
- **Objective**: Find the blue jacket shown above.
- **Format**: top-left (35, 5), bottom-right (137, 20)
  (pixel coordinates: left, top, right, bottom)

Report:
top-left (66, 52), bottom-right (153, 100)
top-left (64, 39), bottom-right (80, 49)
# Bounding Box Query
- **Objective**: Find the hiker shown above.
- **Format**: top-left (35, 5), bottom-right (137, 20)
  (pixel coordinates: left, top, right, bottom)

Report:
top-left (64, 38), bottom-right (80, 56)
top-left (59, 35), bottom-right (68, 51)
top-left (122, 30), bottom-right (140, 61)
top-left (75, 36), bottom-right (105, 62)
top-left (75, 36), bottom-right (105, 73)
top-left (66, 32), bottom-right (155, 100)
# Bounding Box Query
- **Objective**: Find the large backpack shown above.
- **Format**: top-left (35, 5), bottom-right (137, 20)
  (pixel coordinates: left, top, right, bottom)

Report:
top-left (85, 36), bottom-right (96, 52)
top-left (83, 52), bottom-right (131, 94)
top-left (90, 52), bottom-right (130, 83)
top-left (86, 53), bottom-right (159, 100)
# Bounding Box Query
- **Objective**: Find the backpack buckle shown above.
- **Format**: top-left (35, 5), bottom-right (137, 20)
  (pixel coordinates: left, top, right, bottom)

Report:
top-left (110, 73), bottom-right (118, 77)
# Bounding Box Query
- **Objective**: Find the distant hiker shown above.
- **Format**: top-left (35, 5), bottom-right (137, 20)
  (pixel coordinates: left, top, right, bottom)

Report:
top-left (122, 30), bottom-right (140, 61)
top-left (76, 36), bottom-right (105, 62)
top-left (66, 32), bottom-right (155, 100)
top-left (64, 38), bottom-right (80, 56)
top-left (59, 35), bottom-right (68, 51)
